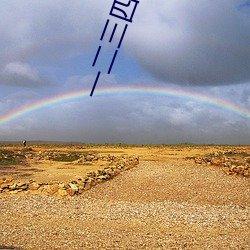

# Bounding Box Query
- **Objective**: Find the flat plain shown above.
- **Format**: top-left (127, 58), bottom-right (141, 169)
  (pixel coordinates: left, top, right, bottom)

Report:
top-left (0, 144), bottom-right (249, 249)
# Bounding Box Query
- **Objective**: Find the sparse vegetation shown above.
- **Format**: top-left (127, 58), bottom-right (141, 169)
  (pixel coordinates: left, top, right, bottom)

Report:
top-left (52, 153), bottom-right (81, 162)
top-left (0, 149), bottom-right (22, 165)
top-left (0, 144), bottom-right (249, 250)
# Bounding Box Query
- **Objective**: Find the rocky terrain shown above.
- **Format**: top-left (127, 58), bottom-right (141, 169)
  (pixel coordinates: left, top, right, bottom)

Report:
top-left (0, 144), bottom-right (249, 249)
top-left (194, 150), bottom-right (250, 177)
top-left (0, 148), bottom-right (139, 196)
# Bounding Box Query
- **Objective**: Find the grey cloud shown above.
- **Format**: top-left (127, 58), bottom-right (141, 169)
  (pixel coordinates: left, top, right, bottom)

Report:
top-left (63, 73), bottom-right (116, 91)
top-left (2, 85), bottom-right (248, 144)
top-left (2, 0), bottom-right (250, 87)
top-left (0, 0), bottom-right (109, 66)
top-left (0, 1), bottom-right (249, 144)
top-left (0, 62), bottom-right (48, 87)
top-left (0, 0), bottom-right (109, 86)
top-left (194, 83), bottom-right (250, 112)
top-left (127, 0), bottom-right (250, 86)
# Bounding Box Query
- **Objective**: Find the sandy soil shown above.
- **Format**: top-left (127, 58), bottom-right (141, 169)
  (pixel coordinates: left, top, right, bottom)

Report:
top-left (0, 145), bottom-right (249, 249)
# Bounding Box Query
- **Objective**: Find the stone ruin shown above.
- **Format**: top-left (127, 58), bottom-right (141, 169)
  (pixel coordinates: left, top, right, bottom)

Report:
top-left (193, 150), bottom-right (250, 178)
top-left (0, 150), bottom-right (139, 196)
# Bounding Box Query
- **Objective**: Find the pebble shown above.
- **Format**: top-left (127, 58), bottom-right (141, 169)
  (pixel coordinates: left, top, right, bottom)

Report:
top-left (0, 159), bottom-right (249, 249)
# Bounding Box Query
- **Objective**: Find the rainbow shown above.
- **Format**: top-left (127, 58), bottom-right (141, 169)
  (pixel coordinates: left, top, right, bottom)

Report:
top-left (0, 86), bottom-right (249, 125)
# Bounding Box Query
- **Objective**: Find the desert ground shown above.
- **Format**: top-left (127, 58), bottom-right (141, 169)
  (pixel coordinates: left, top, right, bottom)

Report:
top-left (0, 144), bottom-right (249, 249)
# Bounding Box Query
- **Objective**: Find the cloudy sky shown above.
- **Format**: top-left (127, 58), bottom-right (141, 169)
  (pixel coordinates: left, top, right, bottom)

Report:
top-left (0, 0), bottom-right (250, 144)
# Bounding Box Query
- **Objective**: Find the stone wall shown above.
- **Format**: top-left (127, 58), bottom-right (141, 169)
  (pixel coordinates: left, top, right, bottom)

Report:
top-left (194, 151), bottom-right (250, 177)
top-left (0, 155), bottom-right (139, 196)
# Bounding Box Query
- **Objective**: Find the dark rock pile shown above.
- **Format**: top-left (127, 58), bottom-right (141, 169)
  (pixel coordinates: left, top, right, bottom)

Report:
top-left (21, 150), bottom-right (102, 163)
top-left (194, 151), bottom-right (250, 177)
top-left (0, 155), bottom-right (139, 196)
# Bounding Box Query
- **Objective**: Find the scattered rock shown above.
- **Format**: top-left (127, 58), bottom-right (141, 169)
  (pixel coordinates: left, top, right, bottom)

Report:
top-left (58, 182), bottom-right (67, 190)
top-left (29, 182), bottom-right (41, 190)
top-left (8, 183), bottom-right (17, 190)
top-left (193, 151), bottom-right (249, 177)
top-left (57, 189), bottom-right (68, 197)
top-left (0, 154), bottom-right (140, 196)
top-left (46, 184), bottom-right (59, 195)
top-left (69, 183), bottom-right (79, 192)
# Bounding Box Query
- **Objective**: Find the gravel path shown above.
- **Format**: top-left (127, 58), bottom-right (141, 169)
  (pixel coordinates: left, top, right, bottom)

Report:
top-left (0, 160), bottom-right (249, 249)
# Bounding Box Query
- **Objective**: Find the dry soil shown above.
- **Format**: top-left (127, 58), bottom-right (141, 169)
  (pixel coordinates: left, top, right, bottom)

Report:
top-left (0, 145), bottom-right (249, 249)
